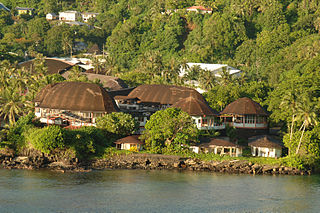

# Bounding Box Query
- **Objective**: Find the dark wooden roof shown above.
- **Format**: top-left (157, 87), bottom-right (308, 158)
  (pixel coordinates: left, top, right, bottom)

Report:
top-left (171, 96), bottom-right (217, 116)
top-left (248, 135), bottom-right (284, 149)
top-left (114, 135), bottom-right (144, 145)
top-left (220, 97), bottom-right (268, 116)
top-left (19, 58), bottom-right (74, 75)
top-left (35, 82), bottom-right (119, 112)
top-left (127, 84), bottom-right (206, 105)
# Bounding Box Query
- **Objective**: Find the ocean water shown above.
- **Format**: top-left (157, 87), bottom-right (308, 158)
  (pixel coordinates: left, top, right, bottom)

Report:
top-left (0, 169), bottom-right (319, 212)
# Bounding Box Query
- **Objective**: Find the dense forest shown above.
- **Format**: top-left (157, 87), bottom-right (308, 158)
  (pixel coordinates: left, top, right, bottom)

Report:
top-left (1, 0), bottom-right (320, 163)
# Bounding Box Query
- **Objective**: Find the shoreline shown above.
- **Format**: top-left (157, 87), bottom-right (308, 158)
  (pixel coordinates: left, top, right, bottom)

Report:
top-left (0, 152), bottom-right (313, 175)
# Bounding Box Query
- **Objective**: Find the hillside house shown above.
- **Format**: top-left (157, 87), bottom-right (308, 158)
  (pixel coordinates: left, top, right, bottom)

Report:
top-left (16, 7), bottom-right (34, 15)
top-left (186, 6), bottom-right (212, 14)
top-left (59, 11), bottom-right (81, 21)
top-left (81, 12), bottom-right (98, 22)
top-left (46, 13), bottom-right (58, 20)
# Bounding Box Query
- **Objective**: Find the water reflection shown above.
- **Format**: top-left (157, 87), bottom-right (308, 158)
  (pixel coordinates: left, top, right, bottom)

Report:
top-left (0, 169), bottom-right (319, 212)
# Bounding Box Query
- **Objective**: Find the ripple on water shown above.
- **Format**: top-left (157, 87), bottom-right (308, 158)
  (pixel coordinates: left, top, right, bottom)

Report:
top-left (0, 169), bottom-right (319, 212)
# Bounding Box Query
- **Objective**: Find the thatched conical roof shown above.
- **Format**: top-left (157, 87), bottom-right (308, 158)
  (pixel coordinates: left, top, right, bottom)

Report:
top-left (35, 82), bottom-right (119, 112)
top-left (171, 96), bottom-right (217, 116)
top-left (127, 84), bottom-right (206, 105)
top-left (221, 97), bottom-right (268, 116)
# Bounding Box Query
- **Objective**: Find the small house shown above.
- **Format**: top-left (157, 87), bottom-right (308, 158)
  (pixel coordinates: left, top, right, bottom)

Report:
top-left (16, 7), bottom-right (34, 15)
top-left (186, 6), bottom-right (212, 14)
top-left (248, 135), bottom-right (283, 158)
top-left (115, 135), bottom-right (144, 151)
top-left (46, 13), bottom-right (58, 20)
top-left (59, 11), bottom-right (81, 22)
top-left (190, 137), bottom-right (242, 157)
top-left (81, 12), bottom-right (98, 22)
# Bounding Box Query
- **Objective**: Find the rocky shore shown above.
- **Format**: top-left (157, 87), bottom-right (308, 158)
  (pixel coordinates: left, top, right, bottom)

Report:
top-left (0, 148), bottom-right (313, 175)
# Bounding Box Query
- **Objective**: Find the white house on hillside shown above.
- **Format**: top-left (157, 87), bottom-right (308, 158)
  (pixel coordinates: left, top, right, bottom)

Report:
top-left (179, 63), bottom-right (242, 78)
top-left (46, 13), bottom-right (58, 20)
top-left (179, 63), bottom-right (242, 93)
top-left (81, 12), bottom-right (99, 22)
top-left (59, 11), bottom-right (81, 21)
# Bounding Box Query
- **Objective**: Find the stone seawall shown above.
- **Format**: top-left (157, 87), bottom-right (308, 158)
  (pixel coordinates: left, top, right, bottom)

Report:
top-left (0, 149), bottom-right (312, 175)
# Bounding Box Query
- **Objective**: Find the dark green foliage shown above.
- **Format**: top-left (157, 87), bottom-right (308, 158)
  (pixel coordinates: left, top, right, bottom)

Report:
top-left (5, 113), bottom-right (36, 148)
top-left (27, 125), bottom-right (64, 154)
top-left (63, 126), bottom-right (112, 159)
top-left (141, 108), bottom-right (198, 153)
top-left (96, 112), bottom-right (137, 137)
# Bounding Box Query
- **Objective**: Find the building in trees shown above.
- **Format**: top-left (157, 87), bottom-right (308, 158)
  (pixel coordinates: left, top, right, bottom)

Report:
top-left (114, 84), bottom-right (224, 132)
top-left (34, 82), bottom-right (118, 127)
top-left (186, 6), bottom-right (213, 14)
top-left (81, 12), bottom-right (99, 23)
top-left (190, 137), bottom-right (243, 157)
top-left (46, 13), bottom-right (58, 21)
top-left (59, 11), bottom-right (81, 22)
top-left (16, 7), bottom-right (34, 16)
top-left (248, 135), bottom-right (283, 158)
top-left (19, 58), bottom-right (75, 75)
top-left (220, 97), bottom-right (269, 137)
top-left (171, 96), bottom-right (224, 130)
top-left (114, 135), bottom-right (144, 151)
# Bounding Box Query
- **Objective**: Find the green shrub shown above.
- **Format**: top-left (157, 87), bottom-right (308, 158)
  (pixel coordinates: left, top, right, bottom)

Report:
top-left (27, 125), bottom-right (64, 154)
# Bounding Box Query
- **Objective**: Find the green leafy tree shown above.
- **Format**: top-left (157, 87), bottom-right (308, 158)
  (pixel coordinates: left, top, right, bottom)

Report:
top-left (141, 108), bottom-right (198, 153)
top-left (96, 112), bottom-right (137, 137)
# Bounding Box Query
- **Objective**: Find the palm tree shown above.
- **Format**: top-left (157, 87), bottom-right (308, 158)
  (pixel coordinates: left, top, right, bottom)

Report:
top-left (295, 95), bottom-right (318, 154)
top-left (280, 90), bottom-right (298, 155)
top-left (218, 66), bottom-right (233, 85)
top-left (0, 87), bottom-right (27, 125)
top-left (199, 69), bottom-right (216, 91)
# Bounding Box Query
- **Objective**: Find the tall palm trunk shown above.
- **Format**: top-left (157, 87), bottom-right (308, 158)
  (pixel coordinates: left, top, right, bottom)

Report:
top-left (289, 114), bottom-right (295, 156)
top-left (296, 120), bottom-right (306, 155)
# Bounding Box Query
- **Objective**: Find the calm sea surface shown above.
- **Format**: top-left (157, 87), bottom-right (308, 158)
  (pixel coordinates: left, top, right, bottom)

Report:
top-left (0, 169), bottom-right (319, 212)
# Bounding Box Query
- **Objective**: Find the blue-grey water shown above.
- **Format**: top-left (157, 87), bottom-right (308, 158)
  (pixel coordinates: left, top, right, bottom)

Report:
top-left (0, 169), bottom-right (320, 212)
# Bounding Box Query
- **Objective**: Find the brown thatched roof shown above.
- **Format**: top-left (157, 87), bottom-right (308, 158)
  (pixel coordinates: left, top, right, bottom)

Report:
top-left (248, 135), bottom-right (284, 149)
top-left (35, 82), bottom-right (119, 112)
top-left (171, 96), bottom-right (217, 116)
top-left (114, 135), bottom-right (144, 145)
top-left (19, 58), bottom-right (74, 75)
top-left (207, 137), bottom-right (241, 148)
top-left (83, 73), bottom-right (128, 90)
top-left (220, 97), bottom-right (268, 116)
top-left (126, 84), bottom-right (206, 105)
top-left (61, 72), bottom-right (128, 91)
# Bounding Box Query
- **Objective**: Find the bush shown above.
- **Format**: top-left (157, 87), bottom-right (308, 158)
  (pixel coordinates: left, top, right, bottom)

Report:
top-left (27, 125), bottom-right (64, 154)
top-left (63, 126), bottom-right (113, 159)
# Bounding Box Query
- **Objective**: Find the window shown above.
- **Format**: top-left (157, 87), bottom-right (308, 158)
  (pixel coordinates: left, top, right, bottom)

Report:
top-left (257, 116), bottom-right (266, 123)
top-left (202, 118), bottom-right (208, 126)
top-left (245, 115), bottom-right (255, 124)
